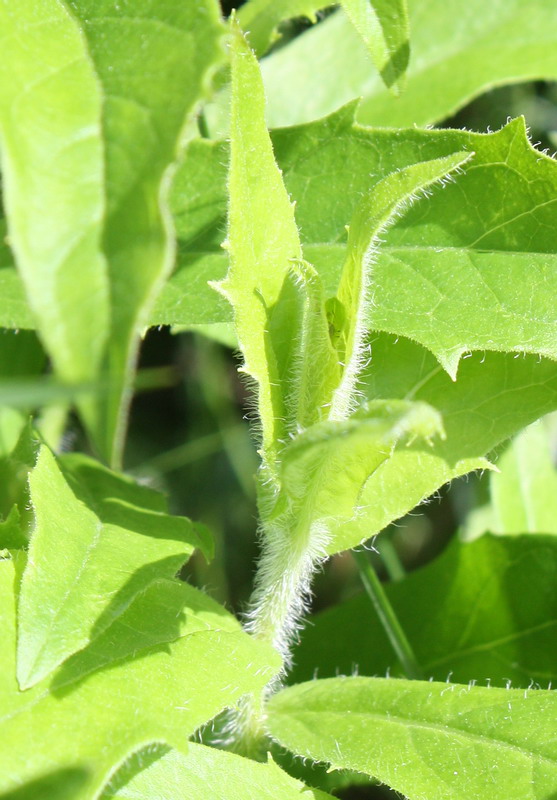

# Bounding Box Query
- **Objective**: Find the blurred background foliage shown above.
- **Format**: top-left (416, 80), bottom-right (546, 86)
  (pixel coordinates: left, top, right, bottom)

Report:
top-left (2, 2), bottom-right (557, 798)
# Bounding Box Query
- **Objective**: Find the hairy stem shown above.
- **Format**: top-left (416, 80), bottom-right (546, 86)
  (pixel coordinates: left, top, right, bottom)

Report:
top-left (238, 517), bottom-right (325, 742)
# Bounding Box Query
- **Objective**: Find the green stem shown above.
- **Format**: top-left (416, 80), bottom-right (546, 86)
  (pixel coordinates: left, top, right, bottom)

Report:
top-left (352, 548), bottom-right (423, 680)
top-left (377, 533), bottom-right (406, 582)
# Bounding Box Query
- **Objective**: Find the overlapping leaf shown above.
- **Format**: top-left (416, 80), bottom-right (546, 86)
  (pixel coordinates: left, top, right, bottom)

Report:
top-left (17, 445), bottom-right (209, 688)
top-left (165, 109), bottom-right (557, 548)
top-left (0, 557), bottom-right (280, 799)
top-left (159, 109), bottom-right (557, 378)
top-left (339, 0), bottom-right (409, 94)
top-left (0, 1), bottom-right (225, 464)
top-left (328, 149), bottom-right (471, 419)
top-left (292, 534), bottom-right (557, 686)
top-left (258, 0), bottom-right (557, 130)
top-left (330, 333), bottom-right (557, 552)
top-left (268, 676), bottom-right (557, 800)
top-left (466, 418), bottom-right (557, 537)
top-left (0, 1), bottom-right (109, 387)
top-left (9, 105), bottom-right (557, 386)
top-left (275, 400), bottom-right (444, 552)
top-left (237, 0), bottom-right (409, 91)
top-left (104, 743), bottom-right (333, 799)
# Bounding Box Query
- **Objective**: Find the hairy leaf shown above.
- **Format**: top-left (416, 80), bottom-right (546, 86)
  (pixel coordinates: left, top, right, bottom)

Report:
top-left (217, 23), bottom-right (306, 465)
top-left (292, 533), bottom-right (557, 687)
top-left (328, 150), bottom-right (471, 420)
top-left (159, 112), bottom-right (557, 380)
top-left (268, 676), bottom-right (557, 800)
top-left (104, 743), bottom-right (333, 799)
top-left (275, 400), bottom-right (444, 554)
top-left (337, 335), bottom-right (557, 551)
top-left (17, 446), bottom-right (208, 688)
top-left (0, 558), bottom-right (280, 799)
top-left (259, 0), bottom-right (557, 130)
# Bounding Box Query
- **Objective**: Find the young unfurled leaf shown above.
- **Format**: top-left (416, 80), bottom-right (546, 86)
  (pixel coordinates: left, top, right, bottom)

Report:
top-left (279, 259), bottom-right (340, 431)
top-left (292, 533), bottom-right (557, 687)
top-left (0, 558), bottom-right (280, 799)
top-left (0, 1), bottom-right (225, 465)
top-left (104, 743), bottom-right (334, 799)
top-left (268, 676), bottom-right (557, 800)
top-left (340, 335), bottom-right (557, 552)
top-left (260, 0), bottom-right (557, 130)
top-left (328, 150), bottom-right (472, 420)
top-left (219, 21), bottom-right (301, 463)
top-left (275, 400), bottom-right (444, 553)
top-left (339, 0), bottom-right (409, 93)
top-left (17, 446), bottom-right (209, 689)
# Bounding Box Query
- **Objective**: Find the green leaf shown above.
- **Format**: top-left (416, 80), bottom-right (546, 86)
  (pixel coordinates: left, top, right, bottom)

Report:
top-left (292, 533), bottom-right (557, 687)
top-left (275, 400), bottom-right (444, 554)
top-left (279, 258), bottom-right (341, 431)
top-left (0, 1), bottom-right (225, 465)
top-left (104, 743), bottom-right (334, 799)
top-left (0, 507), bottom-right (26, 552)
top-left (10, 108), bottom-right (557, 383)
top-left (330, 334), bottom-right (557, 553)
top-left (217, 22), bottom-right (304, 465)
top-left (0, 331), bottom-right (43, 458)
top-left (237, 0), bottom-right (321, 57)
top-left (328, 150), bottom-right (472, 420)
top-left (17, 445), bottom-right (209, 688)
top-left (153, 251), bottom-right (230, 328)
top-left (339, 0), bottom-right (409, 93)
top-left (0, 558), bottom-right (280, 799)
top-left (0, 422), bottom-right (40, 538)
top-left (162, 112), bottom-right (557, 381)
top-left (0, 2), bottom-right (110, 387)
top-left (0, 221), bottom-right (34, 330)
top-left (268, 675), bottom-right (557, 800)
top-left (491, 419), bottom-right (557, 535)
top-left (259, 1), bottom-right (557, 130)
